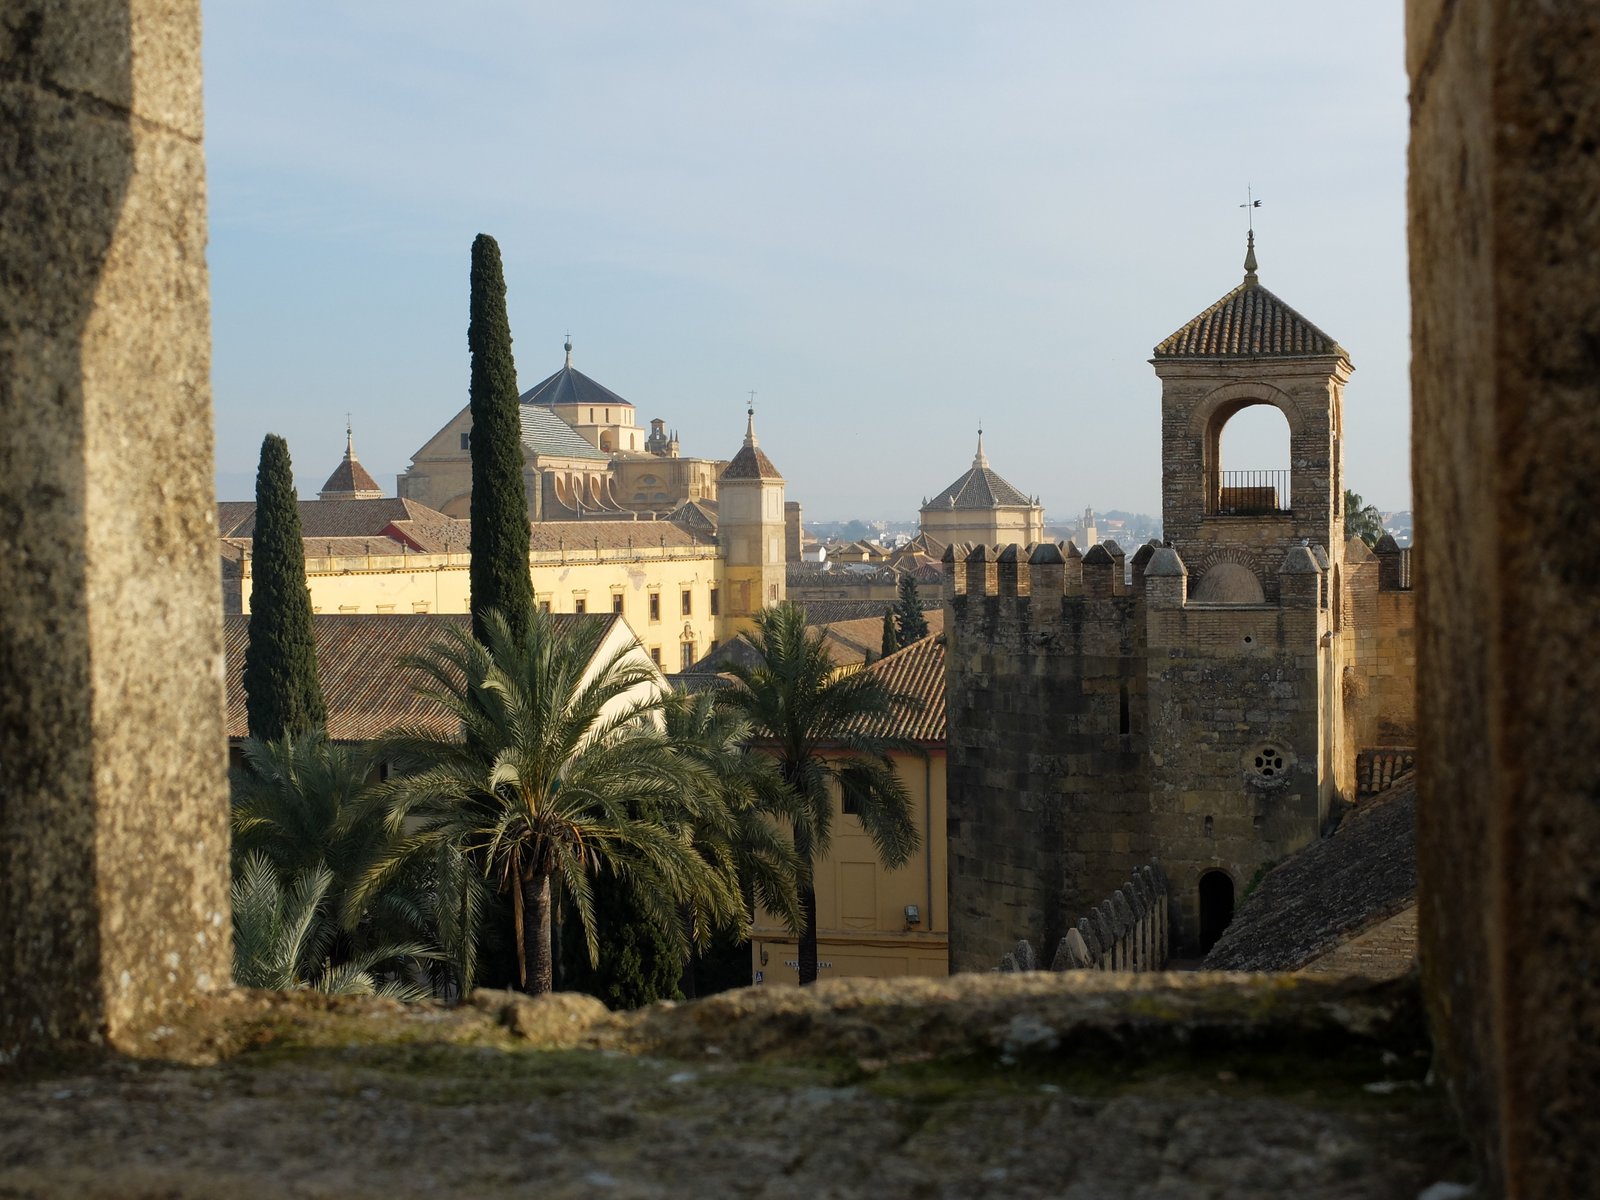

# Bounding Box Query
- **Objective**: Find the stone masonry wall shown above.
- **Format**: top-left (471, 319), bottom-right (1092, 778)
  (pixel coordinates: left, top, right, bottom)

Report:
top-left (944, 547), bottom-right (1148, 973)
top-left (1145, 595), bottom-right (1328, 953)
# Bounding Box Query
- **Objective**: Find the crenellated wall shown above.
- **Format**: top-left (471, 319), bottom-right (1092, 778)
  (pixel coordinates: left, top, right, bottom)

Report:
top-left (944, 541), bottom-right (1150, 973)
top-left (997, 862), bottom-right (1171, 973)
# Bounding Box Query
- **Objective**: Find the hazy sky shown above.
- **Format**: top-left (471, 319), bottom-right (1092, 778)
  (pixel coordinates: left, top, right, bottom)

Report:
top-left (204, 2), bottom-right (1411, 522)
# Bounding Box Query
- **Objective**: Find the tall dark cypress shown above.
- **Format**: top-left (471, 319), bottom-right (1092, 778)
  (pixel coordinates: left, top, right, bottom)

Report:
top-left (894, 571), bottom-right (930, 645)
top-left (242, 434), bottom-right (326, 742)
top-left (467, 234), bottom-right (534, 645)
top-left (880, 607), bottom-right (899, 659)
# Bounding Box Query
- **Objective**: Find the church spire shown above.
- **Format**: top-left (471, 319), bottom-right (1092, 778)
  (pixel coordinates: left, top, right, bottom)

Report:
top-left (1243, 230), bottom-right (1259, 288)
top-left (974, 425), bottom-right (988, 469)
top-left (564, 333), bottom-right (573, 368)
top-left (744, 402), bottom-right (759, 449)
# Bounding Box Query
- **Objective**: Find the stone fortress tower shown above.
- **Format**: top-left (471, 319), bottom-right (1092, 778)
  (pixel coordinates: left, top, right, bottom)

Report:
top-left (944, 236), bottom-right (1415, 965)
top-left (716, 405), bottom-right (787, 633)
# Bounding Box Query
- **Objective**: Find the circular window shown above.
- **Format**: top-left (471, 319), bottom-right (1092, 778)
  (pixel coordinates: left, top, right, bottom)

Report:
top-left (1242, 742), bottom-right (1295, 788)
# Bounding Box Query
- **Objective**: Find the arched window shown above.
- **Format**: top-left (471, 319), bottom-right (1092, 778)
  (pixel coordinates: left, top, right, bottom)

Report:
top-left (1210, 402), bottom-right (1292, 514)
top-left (1198, 869), bottom-right (1236, 952)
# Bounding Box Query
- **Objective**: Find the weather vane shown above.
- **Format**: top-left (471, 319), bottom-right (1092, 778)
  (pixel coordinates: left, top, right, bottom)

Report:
top-left (1240, 186), bottom-right (1262, 233)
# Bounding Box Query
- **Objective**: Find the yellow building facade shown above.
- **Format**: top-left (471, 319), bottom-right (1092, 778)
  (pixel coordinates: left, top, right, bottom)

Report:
top-left (751, 634), bottom-right (950, 984)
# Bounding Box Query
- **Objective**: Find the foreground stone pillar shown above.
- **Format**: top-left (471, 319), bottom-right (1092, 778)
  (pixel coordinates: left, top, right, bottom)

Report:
top-left (0, 0), bottom-right (229, 1061)
top-left (1408, 1), bottom-right (1600, 1192)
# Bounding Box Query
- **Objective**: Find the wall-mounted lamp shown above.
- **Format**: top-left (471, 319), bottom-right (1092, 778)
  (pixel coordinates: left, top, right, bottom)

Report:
top-left (904, 904), bottom-right (921, 926)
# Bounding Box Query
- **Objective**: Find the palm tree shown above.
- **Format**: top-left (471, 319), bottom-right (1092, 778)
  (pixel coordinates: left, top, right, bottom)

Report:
top-left (365, 609), bottom-right (743, 995)
top-left (1344, 489), bottom-right (1385, 547)
top-left (716, 602), bottom-right (920, 986)
top-left (662, 689), bottom-right (803, 937)
top-left (231, 731), bottom-right (442, 993)
top-left (231, 851), bottom-right (436, 998)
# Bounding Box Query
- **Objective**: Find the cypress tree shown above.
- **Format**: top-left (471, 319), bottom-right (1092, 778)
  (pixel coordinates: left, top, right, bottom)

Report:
top-left (880, 607), bottom-right (899, 658)
top-left (243, 434), bottom-right (325, 742)
top-left (467, 233), bottom-right (534, 645)
top-left (894, 571), bottom-right (930, 645)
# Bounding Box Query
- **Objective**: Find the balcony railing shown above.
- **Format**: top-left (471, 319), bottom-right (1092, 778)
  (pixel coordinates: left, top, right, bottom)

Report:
top-left (1213, 469), bottom-right (1291, 515)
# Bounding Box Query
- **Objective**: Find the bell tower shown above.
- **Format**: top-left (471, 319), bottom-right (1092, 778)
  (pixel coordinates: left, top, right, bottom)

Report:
top-left (1151, 233), bottom-right (1353, 601)
top-left (716, 406), bottom-right (786, 633)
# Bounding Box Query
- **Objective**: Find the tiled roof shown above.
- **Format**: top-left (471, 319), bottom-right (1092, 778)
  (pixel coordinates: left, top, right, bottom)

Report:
top-left (519, 362), bottom-right (635, 411)
top-left (815, 609), bottom-right (946, 669)
top-left (319, 435), bottom-right (383, 499)
top-left (926, 439), bottom-right (1035, 511)
top-left (1202, 773), bottom-right (1416, 972)
top-left (667, 499), bottom-right (719, 533)
top-left (851, 634), bottom-right (946, 743)
top-left (795, 596), bottom-right (940, 627)
top-left (222, 612), bottom-right (620, 742)
top-left (722, 443), bottom-right (783, 481)
top-left (517, 404), bottom-right (609, 462)
top-left (218, 497), bottom-right (455, 540)
top-left (527, 520), bottom-right (714, 553)
top-left (1154, 281), bottom-right (1344, 360)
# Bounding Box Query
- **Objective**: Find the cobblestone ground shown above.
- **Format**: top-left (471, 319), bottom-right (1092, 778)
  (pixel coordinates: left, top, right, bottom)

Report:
top-left (0, 975), bottom-right (1473, 1199)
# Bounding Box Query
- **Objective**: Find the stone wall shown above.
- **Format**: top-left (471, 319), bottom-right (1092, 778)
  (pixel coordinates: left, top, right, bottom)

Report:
top-left (998, 861), bottom-right (1170, 973)
top-left (0, 0), bottom-right (231, 1062)
top-left (1408, 0), bottom-right (1600, 1191)
top-left (944, 544), bottom-right (1149, 973)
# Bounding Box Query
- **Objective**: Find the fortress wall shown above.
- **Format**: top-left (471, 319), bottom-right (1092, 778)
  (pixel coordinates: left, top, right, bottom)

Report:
top-left (945, 551), bottom-right (1149, 973)
top-left (1145, 601), bottom-right (1327, 952)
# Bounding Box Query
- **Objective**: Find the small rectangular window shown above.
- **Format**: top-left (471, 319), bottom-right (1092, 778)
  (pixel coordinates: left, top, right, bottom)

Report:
top-left (680, 642), bottom-right (696, 671)
top-left (612, 593), bottom-right (624, 614)
top-left (649, 593), bottom-right (661, 622)
top-left (460, 432), bottom-right (471, 450)
top-left (709, 588), bottom-right (719, 616)
top-left (649, 647), bottom-right (661, 666)
top-left (539, 601), bottom-right (551, 614)
top-left (574, 598), bottom-right (586, 615)
top-left (681, 589), bottom-right (692, 616)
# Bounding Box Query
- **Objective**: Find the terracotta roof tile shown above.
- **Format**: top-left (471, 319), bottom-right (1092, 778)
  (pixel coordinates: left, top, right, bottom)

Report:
top-left (218, 497), bottom-right (453, 540)
top-left (223, 612), bottom-right (622, 743)
top-left (721, 443), bottom-right (783, 481)
top-left (1154, 281), bottom-right (1345, 359)
top-left (851, 634), bottom-right (946, 743)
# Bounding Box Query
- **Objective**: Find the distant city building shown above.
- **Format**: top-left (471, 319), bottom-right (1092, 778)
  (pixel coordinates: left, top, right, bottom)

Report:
top-left (919, 432), bottom-right (1045, 549)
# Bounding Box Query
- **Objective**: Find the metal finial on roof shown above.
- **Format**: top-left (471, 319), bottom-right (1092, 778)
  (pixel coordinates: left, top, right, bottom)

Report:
top-left (564, 332), bottom-right (573, 367)
top-left (974, 425), bottom-right (988, 469)
top-left (744, 396), bottom-right (758, 448)
top-left (1239, 187), bottom-right (1262, 287)
top-left (345, 414), bottom-right (354, 459)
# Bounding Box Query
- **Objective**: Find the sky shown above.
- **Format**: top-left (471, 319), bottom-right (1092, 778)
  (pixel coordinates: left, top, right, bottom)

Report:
top-left (204, 2), bottom-right (1412, 523)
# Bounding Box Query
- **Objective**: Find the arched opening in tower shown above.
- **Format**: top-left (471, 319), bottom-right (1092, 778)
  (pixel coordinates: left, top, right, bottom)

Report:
top-left (1212, 402), bottom-right (1292, 514)
top-left (1198, 869), bottom-right (1236, 952)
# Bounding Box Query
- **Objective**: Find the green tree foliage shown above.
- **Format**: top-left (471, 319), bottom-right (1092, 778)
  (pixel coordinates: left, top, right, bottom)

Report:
top-left (467, 234), bottom-right (535, 646)
top-left (1345, 489), bottom-right (1385, 548)
top-left (880, 608), bottom-right (899, 659)
top-left (231, 852), bottom-right (435, 998)
top-left (242, 433), bottom-right (325, 741)
top-left (364, 609), bottom-right (744, 995)
top-left (230, 732), bottom-right (442, 996)
top-left (894, 572), bottom-right (930, 646)
top-left (717, 602), bottom-right (920, 986)
top-left (559, 871), bottom-right (686, 1009)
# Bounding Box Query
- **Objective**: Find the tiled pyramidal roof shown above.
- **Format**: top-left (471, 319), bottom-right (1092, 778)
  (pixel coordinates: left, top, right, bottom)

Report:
top-left (721, 409), bottom-right (783, 481)
top-left (926, 434), bottom-right (1033, 510)
top-left (319, 431), bottom-right (383, 500)
top-left (1154, 235), bottom-right (1346, 360)
top-left (518, 352), bottom-right (635, 411)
